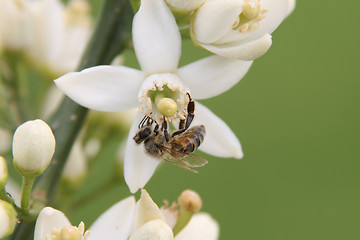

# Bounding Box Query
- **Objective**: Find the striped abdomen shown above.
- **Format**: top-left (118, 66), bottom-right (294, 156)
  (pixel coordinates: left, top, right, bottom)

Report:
top-left (171, 125), bottom-right (205, 156)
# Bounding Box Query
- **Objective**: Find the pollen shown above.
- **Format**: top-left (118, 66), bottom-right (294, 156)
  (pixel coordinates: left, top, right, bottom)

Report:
top-left (47, 222), bottom-right (90, 240)
top-left (156, 98), bottom-right (178, 117)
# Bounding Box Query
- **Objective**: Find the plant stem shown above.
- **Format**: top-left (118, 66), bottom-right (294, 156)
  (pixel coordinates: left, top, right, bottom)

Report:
top-left (20, 176), bottom-right (35, 216)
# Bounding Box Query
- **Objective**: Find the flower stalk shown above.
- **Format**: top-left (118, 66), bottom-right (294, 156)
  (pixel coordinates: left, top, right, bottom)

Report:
top-left (20, 176), bottom-right (35, 216)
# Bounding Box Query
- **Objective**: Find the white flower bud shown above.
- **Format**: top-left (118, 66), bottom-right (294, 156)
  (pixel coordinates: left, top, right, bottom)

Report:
top-left (165, 0), bottom-right (205, 12)
top-left (0, 199), bottom-right (17, 238)
top-left (0, 156), bottom-right (8, 188)
top-left (130, 219), bottom-right (174, 240)
top-left (61, 141), bottom-right (87, 188)
top-left (178, 190), bottom-right (202, 212)
top-left (12, 119), bottom-right (56, 177)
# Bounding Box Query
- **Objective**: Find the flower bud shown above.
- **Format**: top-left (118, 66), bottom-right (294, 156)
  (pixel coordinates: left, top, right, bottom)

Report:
top-left (130, 219), bottom-right (174, 240)
top-left (178, 189), bottom-right (202, 212)
top-left (165, 0), bottom-right (205, 12)
top-left (12, 119), bottom-right (56, 177)
top-left (0, 199), bottom-right (17, 238)
top-left (0, 156), bottom-right (8, 188)
top-left (61, 141), bottom-right (87, 189)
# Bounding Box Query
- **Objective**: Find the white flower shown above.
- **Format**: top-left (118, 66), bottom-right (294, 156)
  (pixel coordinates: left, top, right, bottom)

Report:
top-left (55, 0), bottom-right (251, 193)
top-left (191, 0), bottom-right (295, 60)
top-left (28, 0), bottom-right (92, 75)
top-left (34, 189), bottom-right (219, 240)
top-left (0, 0), bottom-right (33, 51)
top-left (12, 119), bottom-right (56, 177)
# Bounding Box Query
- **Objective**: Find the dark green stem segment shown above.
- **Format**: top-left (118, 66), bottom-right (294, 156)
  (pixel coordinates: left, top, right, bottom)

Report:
top-left (10, 1), bottom-right (133, 239)
top-left (20, 176), bottom-right (35, 216)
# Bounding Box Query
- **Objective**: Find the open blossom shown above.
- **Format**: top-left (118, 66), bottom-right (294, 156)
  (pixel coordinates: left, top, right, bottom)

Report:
top-left (34, 189), bottom-right (219, 240)
top-left (191, 0), bottom-right (295, 60)
top-left (55, 0), bottom-right (251, 193)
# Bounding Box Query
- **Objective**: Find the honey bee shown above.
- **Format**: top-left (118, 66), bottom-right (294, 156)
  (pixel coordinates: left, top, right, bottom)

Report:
top-left (133, 94), bottom-right (207, 172)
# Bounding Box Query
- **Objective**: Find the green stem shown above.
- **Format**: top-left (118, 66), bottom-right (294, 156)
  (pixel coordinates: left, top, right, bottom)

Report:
top-left (20, 176), bottom-right (35, 216)
top-left (173, 206), bottom-right (194, 236)
top-left (0, 189), bottom-right (15, 205)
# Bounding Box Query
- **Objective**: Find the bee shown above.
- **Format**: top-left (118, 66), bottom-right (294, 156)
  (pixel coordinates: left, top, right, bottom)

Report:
top-left (133, 94), bottom-right (207, 173)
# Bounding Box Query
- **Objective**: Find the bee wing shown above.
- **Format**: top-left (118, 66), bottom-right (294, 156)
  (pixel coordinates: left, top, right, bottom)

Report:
top-left (162, 157), bottom-right (199, 173)
top-left (180, 154), bottom-right (208, 168)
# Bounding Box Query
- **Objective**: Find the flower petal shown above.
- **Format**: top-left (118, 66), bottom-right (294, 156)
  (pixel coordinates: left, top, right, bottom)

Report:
top-left (175, 213), bottom-right (219, 240)
top-left (192, 0), bottom-right (243, 44)
top-left (34, 207), bottom-right (71, 240)
top-left (200, 33), bottom-right (272, 60)
top-left (133, 0), bottom-right (181, 74)
top-left (194, 102), bottom-right (243, 159)
top-left (54, 65), bottom-right (143, 112)
top-left (89, 196), bottom-right (136, 240)
top-left (124, 113), bottom-right (162, 193)
top-left (178, 55), bottom-right (253, 99)
top-left (133, 189), bottom-right (165, 231)
top-left (286, 0), bottom-right (296, 17)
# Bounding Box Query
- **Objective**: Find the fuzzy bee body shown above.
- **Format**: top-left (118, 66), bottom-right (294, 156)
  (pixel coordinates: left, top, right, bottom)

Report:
top-left (171, 125), bottom-right (205, 157)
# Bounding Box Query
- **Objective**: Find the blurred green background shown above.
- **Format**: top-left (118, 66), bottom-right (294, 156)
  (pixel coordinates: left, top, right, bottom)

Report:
top-left (72, 0), bottom-right (360, 239)
top-left (4, 0), bottom-right (360, 239)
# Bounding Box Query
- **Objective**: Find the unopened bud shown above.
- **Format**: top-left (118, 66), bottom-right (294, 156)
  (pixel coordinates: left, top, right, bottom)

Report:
top-left (130, 219), bottom-right (174, 240)
top-left (0, 199), bottom-right (17, 238)
top-left (178, 190), bottom-right (202, 212)
top-left (166, 0), bottom-right (205, 12)
top-left (0, 156), bottom-right (8, 188)
top-left (12, 119), bottom-right (56, 177)
top-left (61, 141), bottom-right (87, 189)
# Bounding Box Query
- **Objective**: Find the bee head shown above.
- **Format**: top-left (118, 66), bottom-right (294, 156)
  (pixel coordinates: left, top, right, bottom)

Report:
top-left (133, 126), bottom-right (152, 144)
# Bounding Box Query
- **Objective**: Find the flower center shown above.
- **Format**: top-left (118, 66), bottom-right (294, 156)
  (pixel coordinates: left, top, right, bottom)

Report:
top-left (138, 73), bottom-right (190, 124)
top-left (46, 222), bottom-right (90, 240)
top-left (232, 0), bottom-right (268, 33)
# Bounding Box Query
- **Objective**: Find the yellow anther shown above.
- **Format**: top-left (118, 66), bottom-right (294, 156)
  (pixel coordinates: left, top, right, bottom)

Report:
top-left (156, 98), bottom-right (178, 117)
top-left (59, 226), bottom-right (83, 240)
top-left (242, 0), bottom-right (261, 20)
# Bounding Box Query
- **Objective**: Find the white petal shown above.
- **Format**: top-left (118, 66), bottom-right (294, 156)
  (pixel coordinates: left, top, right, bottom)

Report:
top-left (194, 102), bottom-right (243, 159)
top-left (130, 219), bottom-right (174, 240)
top-left (54, 65), bottom-right (143, 112)
top-left (34, 207), bottom-right (71, 240)
top-left (89, 196), bottom-right (136, 240)
top-left (200, 33), bottom-right (272, 60)
top-left (175, 213), bottom-right (219, 240)
top-left (133, 189), bottom-right (165, 231)
top-left (124, 113), bottom-right (162, 193)
top-left (133, 0), bottom-right (181, 74)
top-left (193, 0), bottom-right (243, 44)
top-left (178, 55), bottom-right (253, 99)
top-left (286, 0), bottom-right (296, 17)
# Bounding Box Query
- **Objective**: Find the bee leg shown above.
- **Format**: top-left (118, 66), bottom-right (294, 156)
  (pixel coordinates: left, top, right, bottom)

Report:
top-left (153, 123), bottom-right (159, 135)
top-left (178, 119), bottom-right (185, 130)
top-left (162, 117), bottom-right (170, 142)
top-left (138, 115), bottom-right (148, 128)
top-left (172, 93), bottom-right (195, 137)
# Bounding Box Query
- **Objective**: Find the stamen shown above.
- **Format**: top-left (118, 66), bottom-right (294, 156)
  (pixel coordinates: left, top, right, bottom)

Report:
top-left (232, 0), bottom-right (267, 33)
